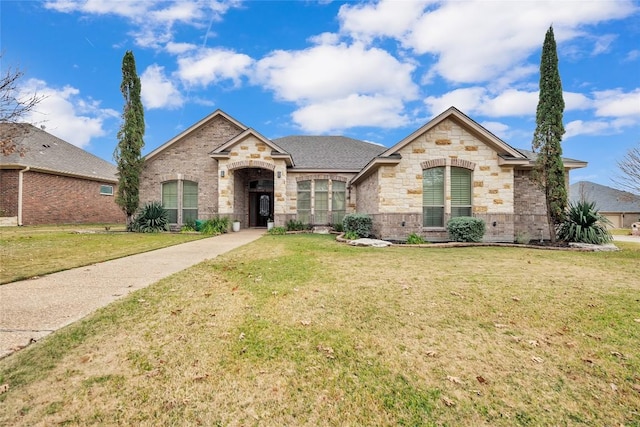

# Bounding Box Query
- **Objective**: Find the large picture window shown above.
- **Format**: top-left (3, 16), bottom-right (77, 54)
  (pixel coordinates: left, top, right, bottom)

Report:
top-left (423, 166), bottom-right (472, 227)
top-left (162, 179), bottom-right (198, 224)
top-left (296, 179), bottom-right (347, 225)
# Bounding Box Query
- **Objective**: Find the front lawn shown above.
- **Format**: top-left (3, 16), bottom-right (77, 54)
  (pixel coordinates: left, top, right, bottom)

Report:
top-left (0, 224), bottom-right (207, 284)
top-left (0, 235), bottom-right (638, 425)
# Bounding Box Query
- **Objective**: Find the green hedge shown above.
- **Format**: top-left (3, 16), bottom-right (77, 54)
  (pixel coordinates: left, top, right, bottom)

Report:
top-left (342, 214), bottom-right (372, 238)
top-left (447, 217), bottom-right (485, 242)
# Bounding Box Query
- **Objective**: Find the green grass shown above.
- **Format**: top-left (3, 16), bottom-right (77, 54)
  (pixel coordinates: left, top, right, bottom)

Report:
top-left (0, 224), bottom-right (207, 284)
top-left (0, 235), bottom-right (639, 426)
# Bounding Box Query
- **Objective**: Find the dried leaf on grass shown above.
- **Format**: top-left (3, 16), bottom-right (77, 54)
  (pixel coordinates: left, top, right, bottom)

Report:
top-left (609, 383), bottom-right (618, 392)
top-left (531, 356), bottom-right (543, 364)
top-left (317, 345), bottom-right (335, 359)
top-left (476, 375), bottom-right (487, 384)
top-left (494, 323), bottom-right (508, 329)
top-left (441, 396), bottom-right (455, 407)
top-left (450, 291), bottom-right (464, 299)
top-left (446, 375), bottom-right (463, 385)
top-left (0, 384), bottom-right (9, 394)
top-left (528, 340), bottom-right (539, 347)
top-left (511, 296), bottom-right (520, 302)
top-left (300, 320), bottom-right (311, 326)
top-left (425, 350), bottom-right (438, 357)
top-left (631, 384), bottom-right (640, 393)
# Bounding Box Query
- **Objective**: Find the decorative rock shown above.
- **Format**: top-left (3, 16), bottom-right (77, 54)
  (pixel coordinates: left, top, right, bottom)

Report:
top-left (568, 242), bottom-right (619, 252)
top-left (349, 238), bottom-right (392, 247)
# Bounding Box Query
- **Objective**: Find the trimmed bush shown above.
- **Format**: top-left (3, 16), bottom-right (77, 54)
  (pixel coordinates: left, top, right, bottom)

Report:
top-left (268, 226), bottom-right (287, 235)
top-left (557, 201), bottom-right (612, 244)
top-left (447, 217), bottom-right (485, 242)
top-left (342, 214), bottom-right (372, 238)
top-left (131, 201), bottom-right (169, 233)
top-left (343, 230), bottom-right (359, 240)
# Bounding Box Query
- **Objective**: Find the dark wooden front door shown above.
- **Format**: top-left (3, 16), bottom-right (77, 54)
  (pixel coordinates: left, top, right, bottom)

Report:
top-left (249, 192), bottom-right (273, 227)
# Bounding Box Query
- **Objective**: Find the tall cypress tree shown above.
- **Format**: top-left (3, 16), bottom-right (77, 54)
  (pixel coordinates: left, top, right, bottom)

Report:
top-left (114, 50), bottom-right (145, 229)
top-left (532, 26), bottom-right (567, 243)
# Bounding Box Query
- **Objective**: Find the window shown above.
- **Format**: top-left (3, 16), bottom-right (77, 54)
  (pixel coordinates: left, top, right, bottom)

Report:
top-left (297, 180), bottom-right (311, 224)
top-left (182, 180), bottom-right (198, 223)
top-left (423, 167), bottom-right (445, 227)
top-left (451, 168), bottom-right (472, 217)
top-left (297, 179), bottom-right (347, 225)
top-left (162, 181), bottom-right (178, 224)
top-left (314, 179), bottom-right (329, 224)
top-left (332, 181), bottom-right (346, 224)
top-left (422, 166), bottom-right (472, 227)
top-left (100, 185), bottom-right (113, 196)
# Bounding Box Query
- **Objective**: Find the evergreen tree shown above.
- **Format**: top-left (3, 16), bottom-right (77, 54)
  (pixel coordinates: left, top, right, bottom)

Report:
top-left (532, 26), bottom-right (567, 243)
top-left (114, 50), bottom-right (145, 229)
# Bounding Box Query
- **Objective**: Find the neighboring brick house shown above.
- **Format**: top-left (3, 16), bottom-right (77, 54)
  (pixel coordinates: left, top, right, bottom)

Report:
top-left (0, 123), bottom-right (124, 226)
top-left (138, 107), bottom-right (587, 242)
top-left (570, 181), bottom-right (640, 228)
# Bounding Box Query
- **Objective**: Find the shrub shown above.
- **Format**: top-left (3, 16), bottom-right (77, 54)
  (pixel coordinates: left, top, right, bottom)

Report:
top-left (131, 201), bottom-right (169, 233)
top-left (286, 219), bottom-right (305, 231)
top-left (200, 217), bottom-right (230, 235)
top-left (342, 214), bottom-right (372, 238)
top-left (406, 233), bottom-right (425, 244)
top-left (332, 222), bottom-right (344, 233)
top-left (557, 201), bottom-right (612, 244)
top-left (514, 230), bottom-right (531, 244)
top-left (268, 226), bottom-right (286, 235)
top-left (447, 217), bottom-right (485, 242)
top-left (343, 230), bottom-right (359, 240)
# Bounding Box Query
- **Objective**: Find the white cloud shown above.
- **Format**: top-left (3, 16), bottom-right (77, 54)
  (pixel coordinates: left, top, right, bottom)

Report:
top-left (374, 0), bottom-right (637, 84)
top-left (140, 64), bottom-right (184, 109)
top-left (338, 0), bottom-right (427, 43)
top-left (291, 94), bottom-right (409, 133)
top-left (565, 119), bottom-right (613, 138)
top-left (44, 0), bottom-right (242, 50)
top-left (176, 48), bottom-right (253, 87)
top-left (166, 41), bottom-right (198, 54)
top-left (593, 89), bottom-right (640, 117)
top-left (19, 79), bottom-right (118, 148)
top-left (254, 42), bottom-right (418, 103)
top-left (480, 121), bottom-right (510, 139)
top-left (424, 88), bottom-right (485, 116)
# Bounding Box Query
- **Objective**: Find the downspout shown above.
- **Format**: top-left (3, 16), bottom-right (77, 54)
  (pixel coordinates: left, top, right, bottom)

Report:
top-left (17, 166), bottom-right (30, 226)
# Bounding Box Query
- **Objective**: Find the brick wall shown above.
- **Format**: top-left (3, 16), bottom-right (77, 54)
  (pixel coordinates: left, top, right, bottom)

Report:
top-left (139, 115), bottom-right (244, 222)
top-left (0, 169), bottom-right (19, 217)
top-left (21, 171), bottom-right (124, 225)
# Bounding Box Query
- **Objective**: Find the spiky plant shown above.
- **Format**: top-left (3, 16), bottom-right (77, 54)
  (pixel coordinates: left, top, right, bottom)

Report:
top-left (557, 201), bottom-right (612, 244)
top-left (131, 201), bottom-right (169, 233)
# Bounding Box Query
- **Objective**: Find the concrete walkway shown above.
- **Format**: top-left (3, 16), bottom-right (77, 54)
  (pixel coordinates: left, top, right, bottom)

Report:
top-left (0, 229), bottom-right (265, 359)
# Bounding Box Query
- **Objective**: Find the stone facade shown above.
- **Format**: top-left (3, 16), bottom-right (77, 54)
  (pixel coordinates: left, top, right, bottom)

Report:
top-left (139, 107), bottom-right (584, 242)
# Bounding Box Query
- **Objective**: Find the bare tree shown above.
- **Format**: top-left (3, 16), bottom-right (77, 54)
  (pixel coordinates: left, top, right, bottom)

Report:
top-left (0, 56), bottom-right (44, 156)
top-left (613, 143), bottom-right (640, 195)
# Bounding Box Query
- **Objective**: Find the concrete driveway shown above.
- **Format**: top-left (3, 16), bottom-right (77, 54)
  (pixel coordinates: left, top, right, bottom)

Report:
top-left (0, 229), bottom-right (264, 359)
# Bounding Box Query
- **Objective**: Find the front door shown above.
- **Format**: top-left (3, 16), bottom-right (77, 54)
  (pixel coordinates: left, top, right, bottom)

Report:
top-left (249, 192), bottom-right (273, 227)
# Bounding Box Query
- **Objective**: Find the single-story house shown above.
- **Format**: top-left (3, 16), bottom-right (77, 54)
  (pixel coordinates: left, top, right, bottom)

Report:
top-left (139, 107), bottom-right (587, 242)
top-left (570, 181), bottom-right (640, 228)
top-left (0, 123), bottom-right (125, 226)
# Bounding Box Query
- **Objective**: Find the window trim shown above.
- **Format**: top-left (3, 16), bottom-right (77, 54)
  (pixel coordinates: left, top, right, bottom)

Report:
top-left (99, 185), bottom-right (114, 196)
top-left (422, 164), bottom-right (473, 229)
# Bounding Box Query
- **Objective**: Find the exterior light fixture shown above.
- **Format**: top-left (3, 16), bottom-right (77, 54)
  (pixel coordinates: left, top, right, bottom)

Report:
top-left (277, 171), bottom-right (282, 179)
top-left (220, 170), bottom-right (225, 177)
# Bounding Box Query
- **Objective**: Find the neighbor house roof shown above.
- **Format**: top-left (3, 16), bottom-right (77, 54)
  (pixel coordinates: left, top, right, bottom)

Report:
top-left (0, 123), bottom-right (117, 182)
top-left (273, 135), bottom-right (387, 171)
top-left (514, 148), bottom-right (588, 169)
top-left (570, 181), bottom-right (640, 212)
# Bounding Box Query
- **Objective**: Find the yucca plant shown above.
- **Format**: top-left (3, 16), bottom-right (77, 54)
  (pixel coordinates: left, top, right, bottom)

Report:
top-left (557, 200), bottom-right (612, 244)
top-left (131, 201), bottom-right (169, 233)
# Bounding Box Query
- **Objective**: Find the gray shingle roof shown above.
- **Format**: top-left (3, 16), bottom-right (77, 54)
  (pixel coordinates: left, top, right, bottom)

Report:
top-left (273, 135), bottom-right (387, 170)
top-left (514, 148), bottom-right (586, 165)
top-left (570, 181), bottom-right (640, 212)
top-left (0, 123), bottom-right (117, 182)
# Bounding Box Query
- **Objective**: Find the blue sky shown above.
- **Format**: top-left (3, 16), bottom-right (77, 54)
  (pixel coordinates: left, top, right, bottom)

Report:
top-left (3, 0), bottom-right (639, 188)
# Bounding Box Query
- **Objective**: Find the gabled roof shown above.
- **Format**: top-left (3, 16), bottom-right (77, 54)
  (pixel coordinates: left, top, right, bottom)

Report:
top-left (145, 109), bottom-right (247, 161)
top-left (382, 107), bottom-right (526, 159)
top-left (0, 123), bottom-right (117, 182)
top-left (210, 128), bottom-right (293, 166)
top-left (273, 136), bottom-right (386, 171)
top-left (570, 181), bottom-right (640, 212)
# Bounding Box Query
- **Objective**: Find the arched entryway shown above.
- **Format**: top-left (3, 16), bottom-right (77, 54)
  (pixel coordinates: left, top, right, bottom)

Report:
top-left (232, 167), bottom-right (274, 228)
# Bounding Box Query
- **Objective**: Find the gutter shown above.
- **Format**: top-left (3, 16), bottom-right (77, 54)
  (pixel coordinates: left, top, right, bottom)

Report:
top-left (17, 166), bottom-right (30, 226)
